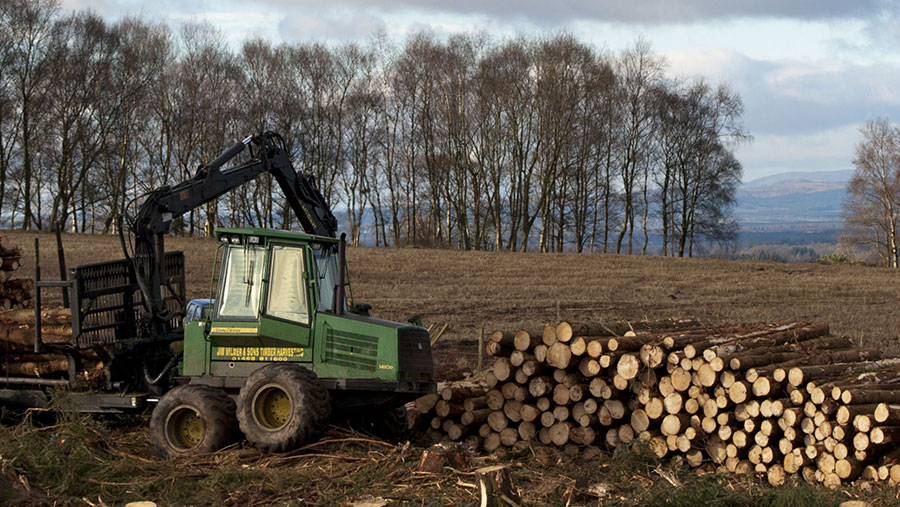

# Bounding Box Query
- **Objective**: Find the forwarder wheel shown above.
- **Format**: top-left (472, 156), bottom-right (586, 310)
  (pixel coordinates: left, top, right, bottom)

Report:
top-left (238, 364), bottom-right (331, 452)
top-left (150, 384), bottom-right (236, 459)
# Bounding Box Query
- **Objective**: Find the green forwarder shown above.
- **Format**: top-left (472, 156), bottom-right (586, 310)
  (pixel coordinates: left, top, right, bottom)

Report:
top-left (3, 132), bottom-right (435, 458)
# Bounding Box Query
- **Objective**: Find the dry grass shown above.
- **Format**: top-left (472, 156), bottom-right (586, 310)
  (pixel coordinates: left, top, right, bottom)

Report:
top-left (2, 411), bottom-right (895, 507)
top-left (5, 229), bottom-right (900, 504)
top-left (7, 229), bottom-right (900, 356)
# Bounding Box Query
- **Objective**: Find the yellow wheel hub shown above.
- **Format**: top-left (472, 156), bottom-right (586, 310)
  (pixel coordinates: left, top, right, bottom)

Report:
top-left (254, 385), bottom-right (293, 430)
top-left (167, 406), bottom-right (204, 450)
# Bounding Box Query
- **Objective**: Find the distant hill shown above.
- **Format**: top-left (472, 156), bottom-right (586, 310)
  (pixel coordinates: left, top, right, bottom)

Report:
top-left (742, 169), bottom-right (853, 188)
top-left (734, 170), bottom-right (852, 246)
top-left (736, 170), bottom-right (851, 226)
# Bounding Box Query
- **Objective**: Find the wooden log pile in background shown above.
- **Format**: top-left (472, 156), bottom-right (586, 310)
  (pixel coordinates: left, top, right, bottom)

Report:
top-left (414, 318), bottom-right (900, 488)
top-left (0, 236), bottom-right (33, 310)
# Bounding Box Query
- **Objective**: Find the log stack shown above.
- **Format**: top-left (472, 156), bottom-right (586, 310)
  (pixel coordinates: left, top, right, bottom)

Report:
top-left (415, 318), bottom-right (900, 488)
top-left (0, 307), bottom-right (97, 380)
top-left (0, 236), bottom-right (33, 309)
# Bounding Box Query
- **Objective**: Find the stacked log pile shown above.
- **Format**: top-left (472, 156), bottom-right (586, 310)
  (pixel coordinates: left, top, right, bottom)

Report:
top-left (0, 236), bottom-right (33, 309)
top-left (416, 319), bottom-right (900, 488)
top-left (0, 308), bottom-right (97, 379)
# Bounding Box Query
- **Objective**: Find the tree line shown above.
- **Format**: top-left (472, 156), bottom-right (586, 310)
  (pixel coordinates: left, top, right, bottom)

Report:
top-left (0, 0), bottom-right (749, 256)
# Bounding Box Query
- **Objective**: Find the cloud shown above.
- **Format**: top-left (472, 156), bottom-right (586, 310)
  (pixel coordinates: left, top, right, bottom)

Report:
top-left (259, 0), bottom-right (893, 26)
top-left (736, 124), bottom-right (860, 179)
top-left (659, 48), bottom-right (900, 136)
top-left (278, 11), bottom-right (386, 41)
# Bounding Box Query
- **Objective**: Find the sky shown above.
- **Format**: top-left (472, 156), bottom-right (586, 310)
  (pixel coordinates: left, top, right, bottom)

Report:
top-left (60, 0), bottom-right (900, 182)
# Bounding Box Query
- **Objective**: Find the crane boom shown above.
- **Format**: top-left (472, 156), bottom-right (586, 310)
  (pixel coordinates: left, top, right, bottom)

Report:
top-left (125, 131), bottom-right (337, 335)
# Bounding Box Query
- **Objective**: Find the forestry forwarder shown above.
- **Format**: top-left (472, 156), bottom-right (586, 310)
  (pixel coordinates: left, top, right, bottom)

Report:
top-left (6, 131), bottom-right (435, 458)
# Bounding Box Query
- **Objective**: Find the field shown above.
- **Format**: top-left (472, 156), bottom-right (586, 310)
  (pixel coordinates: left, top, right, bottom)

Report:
top-left (3, 229), bottom-right (900, 505)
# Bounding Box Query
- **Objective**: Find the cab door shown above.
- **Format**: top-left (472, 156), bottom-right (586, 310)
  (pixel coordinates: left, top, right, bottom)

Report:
top-left (257, 243), bottom-right (312, 362)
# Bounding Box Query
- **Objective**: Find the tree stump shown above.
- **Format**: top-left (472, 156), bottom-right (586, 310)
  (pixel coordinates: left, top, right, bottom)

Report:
top-left (416, 442), bottom-right (473, 473)
top-left (475, 464), bottom-right (521, 507)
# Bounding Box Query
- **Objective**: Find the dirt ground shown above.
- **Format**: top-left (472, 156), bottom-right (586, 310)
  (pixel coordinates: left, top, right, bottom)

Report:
top-left (4, 229), bottom-right (900, 505)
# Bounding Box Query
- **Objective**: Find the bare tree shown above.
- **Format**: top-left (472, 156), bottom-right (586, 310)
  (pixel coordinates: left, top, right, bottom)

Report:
top-left (843, 119), bottom-right (900, 267)
top-left (615, 39), bottom-right (664, 254)
top-left (7, 0), bottom-right (57, 229)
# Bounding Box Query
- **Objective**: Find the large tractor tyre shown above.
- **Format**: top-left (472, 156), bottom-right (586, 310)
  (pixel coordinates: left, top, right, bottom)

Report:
top-left (237, 363), bottom-right (332, 452)
top-left (150, 384), bottom-right (237, 459)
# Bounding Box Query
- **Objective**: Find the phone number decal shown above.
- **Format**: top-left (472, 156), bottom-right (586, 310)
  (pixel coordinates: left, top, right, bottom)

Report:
top-left (214, 346), bottom-right (305, 361)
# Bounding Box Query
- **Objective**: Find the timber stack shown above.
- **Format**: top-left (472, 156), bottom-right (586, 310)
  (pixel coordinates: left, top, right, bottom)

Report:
top-left (0, 308), bottom-right (101, 380)
top-left (415, 318), bottom-right (900, 488)
top-left (0, 236), bottom-right (33, 310)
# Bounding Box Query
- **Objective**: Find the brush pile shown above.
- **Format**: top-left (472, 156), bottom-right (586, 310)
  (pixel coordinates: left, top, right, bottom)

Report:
top-left (415, 318), bottom-right (900, 488)
top-left (0, 236), bottom-right (33, 310)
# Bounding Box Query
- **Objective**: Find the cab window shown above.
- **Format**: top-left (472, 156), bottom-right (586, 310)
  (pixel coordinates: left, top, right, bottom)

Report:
top-left (215, 246), bottom-right (266, 320)
top-left (265, 245), bottom-right (310, 325)
top-left (312, 244), bottom-right (345, 313)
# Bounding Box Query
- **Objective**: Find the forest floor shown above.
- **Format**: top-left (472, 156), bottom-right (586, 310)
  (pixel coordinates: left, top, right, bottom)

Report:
top-left (2, 229), bottom-right (900, 505)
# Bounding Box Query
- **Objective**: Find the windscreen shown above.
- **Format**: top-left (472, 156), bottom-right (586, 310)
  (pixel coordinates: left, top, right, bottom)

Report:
top-left (216, 246), bottom-right (266, 319)
top-left (312, 245), bottom-right (341, 312)
top-left (266, 245), bottom-right (309, 324)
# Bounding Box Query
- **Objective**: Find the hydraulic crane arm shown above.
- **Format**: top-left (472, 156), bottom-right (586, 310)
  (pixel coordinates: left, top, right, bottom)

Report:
top-left (133, 131), bottom-right (336, 238)
top-left (125, 131), bottom-right (337, 335)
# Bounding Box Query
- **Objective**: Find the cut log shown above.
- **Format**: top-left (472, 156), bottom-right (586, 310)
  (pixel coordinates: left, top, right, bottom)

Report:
top-left (569, 336), bottom-right (587, 356)
top-left (552, 384), bottom-right (571, 406)
top-left (485, 341), bottom-right (513, 357)
top-left (840, 389), bottom-right (900, 405)
top-left (460, 395), bottom-right (487, 412)
top-left (870, 426), bottom-right (900, 446)
top-left (486, 390), bottom-right (505, 410)
top-left (487, 411), bottom-right (508, 432)
top-left (415, 394), bottom-right (439, 413)
top-left (528, 376), bottom-right (554, 399)
top-left (874, 403), bottom-right (900, 424)
top-left (570, 426), bottom-right (596, 445)
top-left (603, 399), bottom-right (626, 420)
top-left (836, 404), bottom-right (880, 425)
top-left (534, 344), bottom-right (548, 363)
top-left (518, 421), bottom-right (537, 441)
top-left (661, 413), bottom-right (690, 436)
top-left (520, 359), bottom-right (545, 377)
top-left (578, 357), bottom-right (601, 377)
top-left (616, 354), bottom-right (640, 380)
top-left (549, 421), bottom-right (572, 446)
top-left (542, 325), bottom-right (557, 346)
top-left (519, 404), bottom-right (540, 423)
top-left (441, 385), bottom-right (485, 402)
top-left (546, 342), bottom-right (572, 369)
top-left (767, 464), bottom-right (786, 486)
top-left (513, 329), bottom-right (543, 351)
top-left (503, 400), bottom-right (523, 423)
top-left (499, 427), bottom-right (518, 447)
top-left (462, 409), bottom-right (492, 425)
top-left (435, 401), bottom-right (464, 418)
top-left (492, 358), bottom-right (512, 382)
